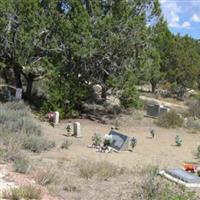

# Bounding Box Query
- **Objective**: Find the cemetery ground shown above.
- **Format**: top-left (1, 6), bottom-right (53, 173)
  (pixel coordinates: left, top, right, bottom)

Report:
top-left (1, 103), bottom-right (200, 199)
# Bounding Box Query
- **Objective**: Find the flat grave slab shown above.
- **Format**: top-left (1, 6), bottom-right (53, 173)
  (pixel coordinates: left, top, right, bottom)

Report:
top-left (160, 168), bottom-right (200, 187)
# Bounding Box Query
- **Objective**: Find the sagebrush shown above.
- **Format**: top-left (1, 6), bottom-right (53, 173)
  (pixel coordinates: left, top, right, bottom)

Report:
top-left (156, 110), bottom-right (183, 128)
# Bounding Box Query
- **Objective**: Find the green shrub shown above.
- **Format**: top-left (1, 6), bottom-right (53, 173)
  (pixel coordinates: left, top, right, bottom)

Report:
top-left (61, 140), bottom-right (72, 149)
top-left (13, 156), bottom-right (29, 174)
top-left (92, 133), bottom-right (102, 146)
top-left (3, 185), bottom-right (41, 200)
top-left (107, 68), bottom-right (142, 109)
top-left (22, 135), bottom-right (55, 153)
top-left (42, 75), bottom-right (90, 118)
top-left (156, 110), bottom-right (183, 128)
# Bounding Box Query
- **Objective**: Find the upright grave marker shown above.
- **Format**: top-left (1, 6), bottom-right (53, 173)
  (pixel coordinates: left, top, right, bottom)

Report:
top-left (54, 111), bottom-right (59, 125)
top-left (15, 88), bottom-right (22, 100)
top-left (74, 122), bottom-right (81, 137)
top-left (108, 130), bottom-right (130, 151)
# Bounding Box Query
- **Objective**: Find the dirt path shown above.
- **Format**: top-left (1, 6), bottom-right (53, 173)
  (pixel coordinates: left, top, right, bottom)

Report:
top-left (140, 95), bottom-right (188, 111)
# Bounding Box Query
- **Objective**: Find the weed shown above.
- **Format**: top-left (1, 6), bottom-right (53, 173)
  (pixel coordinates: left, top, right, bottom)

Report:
top-left (61, 140), bottom-right (72, 149)
top-left (3, 185), bottom-right (41, 200)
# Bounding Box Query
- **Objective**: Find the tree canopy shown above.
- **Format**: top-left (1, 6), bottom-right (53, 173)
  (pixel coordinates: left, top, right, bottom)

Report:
top-left (0, 0), bottom-right (200, 117)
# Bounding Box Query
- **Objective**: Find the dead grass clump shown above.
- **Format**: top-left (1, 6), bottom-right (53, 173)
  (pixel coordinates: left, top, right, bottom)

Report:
top-left (60, 139), bottom-right (72, 149)
top-left (78, 160), bottom-right (125, 180)
top-left (3, 137), bottom-right (22, 161)
top-left (156, 110), bottom-right (183, 128)
top-left (3, 185), bottom-right (41, 200)
top-left (34, 167), bottom-right (61, 186)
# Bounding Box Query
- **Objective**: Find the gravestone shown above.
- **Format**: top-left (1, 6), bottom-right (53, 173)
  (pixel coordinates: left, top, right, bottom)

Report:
top-left (54, 111), bottom-right (59, 125)
top-left (166, 169), bottom-right (200, 183)
top-left (160, 106), bottom-right (170, 115)
top-left (15, 88), bottom-right (22, 100)
top-left (147, 104), bottom-right (160, 117)
top-left (74, 122), bottom-right (81, 137)
top-left (108, 130), bottom-right (130, 151)
top-left (146, 104), bottom-right (170, 117)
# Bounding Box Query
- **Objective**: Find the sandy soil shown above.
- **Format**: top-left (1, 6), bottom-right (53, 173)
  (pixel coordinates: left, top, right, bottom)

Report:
top-left (38, 113), bottom-right (200, 170)
top-left (2, 112), bottom-right (200, 200)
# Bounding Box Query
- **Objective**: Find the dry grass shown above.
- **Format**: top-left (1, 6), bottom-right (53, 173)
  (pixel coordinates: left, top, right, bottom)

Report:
top-left (2, 185), bottom-right (41, 200)
top-left (156, 110), bottom-right (184, 128)
top-left (77, 160), bottom-right (125, 180)
top-left (34, 167), bottom-right (61, 186)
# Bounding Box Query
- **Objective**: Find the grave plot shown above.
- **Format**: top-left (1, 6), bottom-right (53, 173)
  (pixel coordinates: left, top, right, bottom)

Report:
top-left (159, 169), bottom-right (200, 187)
top-left (108, 130), bottom-right (130, 151)
top-left (88, 130), bottom-right (136, 153)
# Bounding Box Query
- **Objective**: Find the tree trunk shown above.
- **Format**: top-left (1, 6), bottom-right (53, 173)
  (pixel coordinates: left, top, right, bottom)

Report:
top-left (13, 65), bottom-right (22, 88)
top-left (25, 75), bottom-right (34, 100)
top-left (151, 81), bottom-right (157, 93)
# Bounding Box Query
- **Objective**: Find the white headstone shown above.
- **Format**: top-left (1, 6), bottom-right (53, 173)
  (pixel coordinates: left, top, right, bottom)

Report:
top-left (74, 122), bottom-right (81, 137)
top-left (15, 88), bottom-right (22, 100)
top-left (54, 111), bottom-right (59, 125)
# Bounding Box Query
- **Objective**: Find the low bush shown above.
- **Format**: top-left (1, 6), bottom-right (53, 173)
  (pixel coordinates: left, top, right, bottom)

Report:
top-left (61, 140), bottom-right (72, 149)
top-left (22, 135), bottom-right (55, 153)
top-left (156, 110), bottom-right (184, 128)
top-left (187, 117), bottom-right (200, 131)
top-left (78, 160), bottom-right (125, 180)
top-left (13, 156), bottom-right (30, 174)
top-left (4, 101), bottom-right (29, 111)
top-left (3, 185), bottom-right (41, 200)
top-left (0, 102), bottom-right (42, 145)
top-left (188, 99), bottom-right (200, 118)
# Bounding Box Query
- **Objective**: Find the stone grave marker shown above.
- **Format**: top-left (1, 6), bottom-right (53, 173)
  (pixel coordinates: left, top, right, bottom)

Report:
top-left (54, 111), bottom-right (59, 125)
top-left (160, 168), bottom-right (200, 187)
top-left (15, 88), bottom-right (22, 100)
top-left (108, 130), bottom-right (130, 151)
top-left (74, 122), bottom-right (81, 137)
top-left (146, 104), bottom-right (170, 117)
